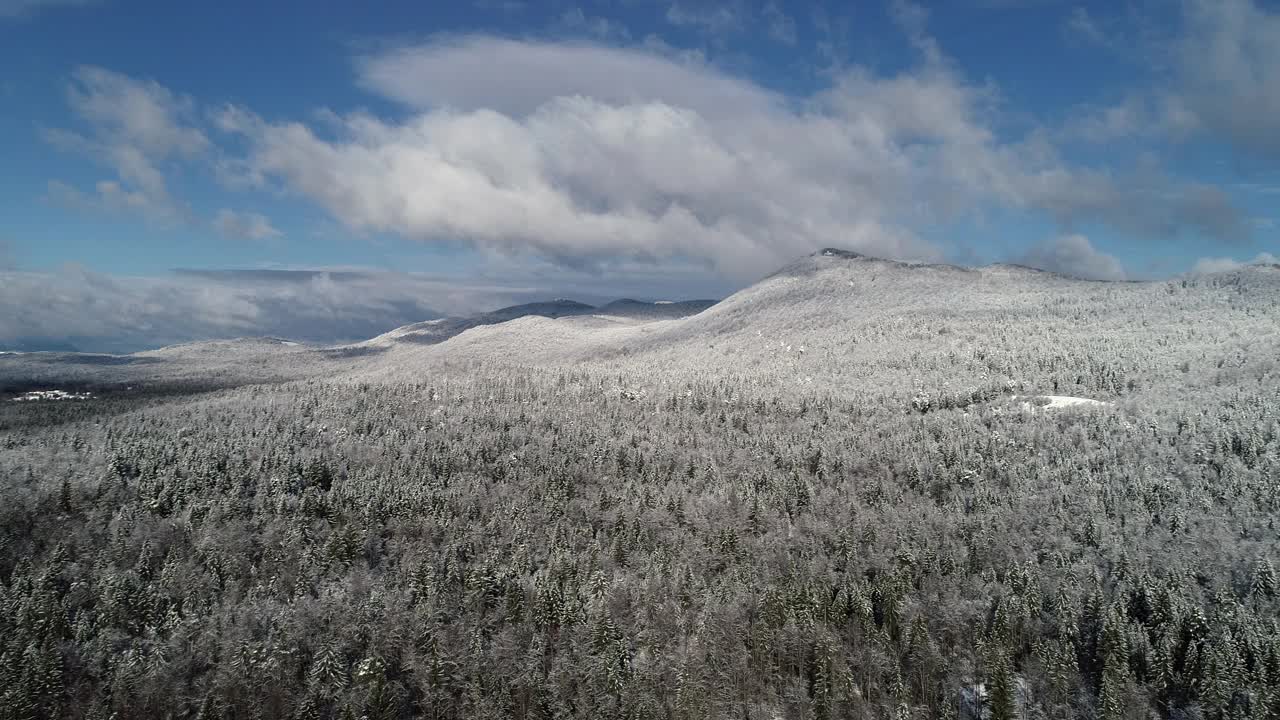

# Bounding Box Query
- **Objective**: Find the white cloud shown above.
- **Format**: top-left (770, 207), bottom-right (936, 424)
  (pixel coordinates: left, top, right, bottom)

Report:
top-left (1055, 1), bottom-right (1280, 171)
top-left (355, 36), bottom-right (774, 119)
top-left (45, 66), bottom-right (208, 222)
top-left (1190, 252), bottom-right (1279, 274)
top-left (1172, 0), bottom-right (1280, 162)
top-left (1019, 234), bottom-right (1127, 280)
top-left (65, 66), bottom-right (208, 158)
top-left (215, 36), bottom-right (1249, 282)
top-left (214, 209), bottom-right (283, 241)
top-left (889, 0), bottom-right (944, 68)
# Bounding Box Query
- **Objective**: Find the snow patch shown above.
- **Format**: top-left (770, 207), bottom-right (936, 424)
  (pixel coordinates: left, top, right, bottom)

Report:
top-left (12, 389), bottom-right (95, 402)
top-left (1013, 394), bottom-right (1110, 411)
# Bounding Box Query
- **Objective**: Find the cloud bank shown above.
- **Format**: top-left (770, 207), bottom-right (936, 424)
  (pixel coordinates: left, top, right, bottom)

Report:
top-left (1190, 252), bottom-right (1279, 275)
top-left (0, 268), bottom-right (500, 353)
top-left (1019, 234), bottom-right (1126, 281)
top-left (0, 257), bottom-right (741, 353)
top-left (210, 31), bottom-right (1249, 281)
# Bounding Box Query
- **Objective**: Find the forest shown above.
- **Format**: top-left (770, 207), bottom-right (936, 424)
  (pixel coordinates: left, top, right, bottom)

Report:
top-left (1, 258), bottom-right (1278, 719)
top-left (1, 363), bottom-right (1277, 719)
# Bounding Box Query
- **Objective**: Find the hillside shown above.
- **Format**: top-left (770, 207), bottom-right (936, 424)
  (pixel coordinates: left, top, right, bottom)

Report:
top-left (368, 249), bottom-right (1280, 406)
top-left (6, 249), bottom-right (1277, 408)
top-left (0, 297), bottom-right (715, 393)
top-left (362, 298), bottom-right (716, 348)
top-left (2, 249), bottom-right (1279, 719)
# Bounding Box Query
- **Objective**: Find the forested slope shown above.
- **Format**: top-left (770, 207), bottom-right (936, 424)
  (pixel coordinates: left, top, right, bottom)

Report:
top-left (1, 252), bottom-right (1278, 719)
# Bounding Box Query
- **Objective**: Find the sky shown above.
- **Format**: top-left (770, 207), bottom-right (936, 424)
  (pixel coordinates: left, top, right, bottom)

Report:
top-left (1, 0), bottom-right (1278, 350)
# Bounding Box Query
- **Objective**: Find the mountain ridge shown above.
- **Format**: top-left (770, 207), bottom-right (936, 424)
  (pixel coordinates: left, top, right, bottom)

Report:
top-left (3, 248), bottom-right (1278, 396)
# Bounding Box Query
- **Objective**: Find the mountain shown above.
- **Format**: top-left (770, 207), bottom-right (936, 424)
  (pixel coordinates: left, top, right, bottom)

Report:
top-left (596, 298), bottom-right (718, 320)
top-left (4, 249), bottom-right (1280, 720)
top-left (366, 249), bottom-right (1280, 402)
top-left (0, 294), bottom-right (715, 391)
top-left (362, 297), bottom-right (715, 347)
top-left (4, 249), bottom-right (1278, 402)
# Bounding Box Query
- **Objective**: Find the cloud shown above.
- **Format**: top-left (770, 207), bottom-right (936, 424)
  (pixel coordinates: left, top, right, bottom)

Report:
top-left (0, 0), bottom-right (96, 19)
top-left (45, 66), bottom-right (208, 222)
top-left (1064, 7), bottom-right (1111, 46)
top-left (211, 35), bottom-right (1250, 282)
top-left (664, 1), bottom-right (743, 40)
top-left (214, 209), bottom-right (283, 241)
top-left (1171, 0), bottom-right (1280, 164)
top-left (1055, 1), bottom-right (1279, 170)
top-left (64, 67), bottom-right (208, 157)
top-left (1060, 96), bottom-right (1145, 143)
top-left (45, 179), bottom-right (173, 219)
top-left (889, 0), bottom-right (944, 66)
top-left (1018, 234), bottom-right (1126, 280)
top-left (0, 267), bottom-right (537, 353)
top-left (0, 259), bottom-right (738, 354)
top-left (1190, 252), bottom-right (1279, 274)
top-left (354, 36), bottom-right (775, 118)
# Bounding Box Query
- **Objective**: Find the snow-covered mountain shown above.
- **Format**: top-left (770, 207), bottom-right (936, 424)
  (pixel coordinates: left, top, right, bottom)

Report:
top-left (3, 249), bottom-right (1277, 401)
top-left (361, 298), bottom-right (716, 347)
top-left (364, 248), bottom-right (1280, 401)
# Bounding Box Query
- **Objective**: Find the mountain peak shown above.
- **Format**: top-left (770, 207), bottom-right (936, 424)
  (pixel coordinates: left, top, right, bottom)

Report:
top-left (814, 248), bottom-right (868, 260)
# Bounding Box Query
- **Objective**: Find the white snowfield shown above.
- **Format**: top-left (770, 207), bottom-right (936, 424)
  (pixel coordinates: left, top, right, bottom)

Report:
top-left (11, 389), bottom-right (95, 402)
top-left (1013, 395), bottom-right (1111, 410)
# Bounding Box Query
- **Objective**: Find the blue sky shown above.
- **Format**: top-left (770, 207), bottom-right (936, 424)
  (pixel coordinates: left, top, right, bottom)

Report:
top-left (1, 0), bottom-right (1278, 349)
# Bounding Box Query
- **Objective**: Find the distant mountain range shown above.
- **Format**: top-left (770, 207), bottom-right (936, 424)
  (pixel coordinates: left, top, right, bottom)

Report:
top-left (2, 248), bottom-right (1277, 396)
top-left (364, 298), bottom-right (717, 347)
